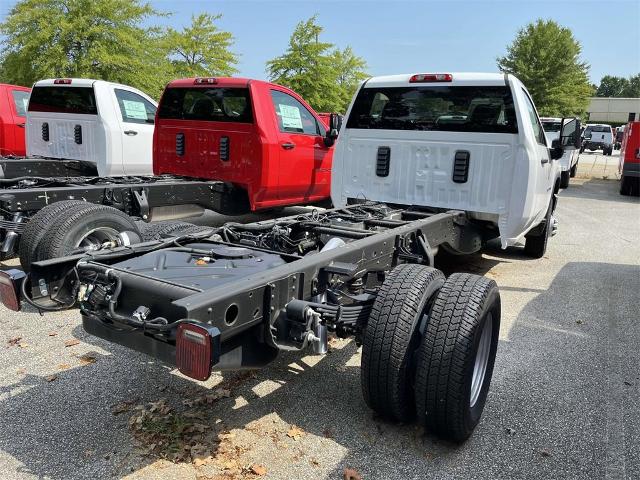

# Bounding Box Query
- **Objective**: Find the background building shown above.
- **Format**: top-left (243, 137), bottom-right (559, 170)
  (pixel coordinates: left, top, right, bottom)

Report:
top-left (586, 97), bottom-right (640, 124)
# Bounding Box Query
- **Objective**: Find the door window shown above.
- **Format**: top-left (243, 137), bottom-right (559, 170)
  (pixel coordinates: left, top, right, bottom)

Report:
top-left (114, 89), bottom-right (156, 124)
top-left (521, 90), bottom-right (546, 146)
top-left (270, 90), bottom-right (320, 135)
top-left (11, 90), bottom-right (30, 117)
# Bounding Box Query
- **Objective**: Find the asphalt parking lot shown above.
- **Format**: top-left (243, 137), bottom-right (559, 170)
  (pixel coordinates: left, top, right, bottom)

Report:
top-left (0, 155), bottom-right (638, 480)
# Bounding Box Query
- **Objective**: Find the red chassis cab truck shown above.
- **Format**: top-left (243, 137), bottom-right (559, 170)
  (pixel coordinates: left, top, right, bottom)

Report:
top-left (154, 77), bottom-right (335, 211)
top-left (0, 83), bottom-right (31, 157)
top-left (619, 121), bottom-right (640, 196)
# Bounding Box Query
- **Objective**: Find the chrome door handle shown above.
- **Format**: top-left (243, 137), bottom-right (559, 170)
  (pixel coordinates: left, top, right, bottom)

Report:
top-left (124, 130), bottom-right (138, 136)
top-left (281, 142), bottom-right (295, 150)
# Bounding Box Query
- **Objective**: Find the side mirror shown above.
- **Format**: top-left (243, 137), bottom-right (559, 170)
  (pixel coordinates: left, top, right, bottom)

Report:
top-left (559, 117), bottom-right (581, 149)
top-left (550, 138), bottom-right (564, 160)
top-left (323, 113), bottom-right (341, 147)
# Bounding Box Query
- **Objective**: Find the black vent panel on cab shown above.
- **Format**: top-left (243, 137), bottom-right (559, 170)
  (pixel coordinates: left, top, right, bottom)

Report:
top-left (452, 151), bottom-right (470, 183)
top-left (176, 133), bottom-right (185, 156)
top-left (74, 125), bottom-right (82, 144)
top-left (219, 136), bottom-right (229, 161)
top-left (42, 122), bottom-right (49, 142)
top-left (376, 146), bottom-right (391, 177)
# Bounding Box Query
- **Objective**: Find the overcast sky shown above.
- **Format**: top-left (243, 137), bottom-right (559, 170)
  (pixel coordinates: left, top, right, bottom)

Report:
top-left (2, 0), bottom-right (639, 84)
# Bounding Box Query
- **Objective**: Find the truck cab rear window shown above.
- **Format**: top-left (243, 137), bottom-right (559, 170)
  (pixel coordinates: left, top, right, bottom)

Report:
top-left (28, 86), bottom-right (98, 115)
top-left (158, 88), bottom-right (253, 123)
top-left (346, 86), bottom-right (518, 134)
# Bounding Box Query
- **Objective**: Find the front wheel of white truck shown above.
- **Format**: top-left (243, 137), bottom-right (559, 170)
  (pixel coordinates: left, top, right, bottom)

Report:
top-left (414, 273), bottom-right (501, 442)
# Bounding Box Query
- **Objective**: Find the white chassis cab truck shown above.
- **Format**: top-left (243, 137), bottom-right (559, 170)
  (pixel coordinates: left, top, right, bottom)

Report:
top-left (332, 72), bottom-right (581, 257)
top-left (541, 117), bottom-right (580, 188)
top-left (26, 78), bottom-right (157, 176)
top-left (0, 73), bottom-right (581, 444)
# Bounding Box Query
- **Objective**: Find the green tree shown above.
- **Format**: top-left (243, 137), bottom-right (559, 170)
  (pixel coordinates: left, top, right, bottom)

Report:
top-left (0, 0), bottom-right (169, 98)
top-left (331, 46), bottom-right (368, 110)
top-left (267, 16), bottom-right (367, 112)
top-left (595, 75), bottom-right (629, 97)
top-left (621, 73), bottom-right (640, 97)
top-left (497, 19), bottom-right (593, 116)
top-left (165, 13), bottom-right (238, 78)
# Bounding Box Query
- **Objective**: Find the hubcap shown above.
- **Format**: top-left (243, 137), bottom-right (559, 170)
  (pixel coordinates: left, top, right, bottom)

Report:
top-left (74, 227), bottom-right (120, 251)
top-left (470, 313), bottom-right (493, 408)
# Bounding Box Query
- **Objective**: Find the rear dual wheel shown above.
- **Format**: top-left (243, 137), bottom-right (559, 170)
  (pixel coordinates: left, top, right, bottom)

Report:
top-left (20, 201), bottom-right (140, 271)
top-left (361, 265), bottom-right (501, 442)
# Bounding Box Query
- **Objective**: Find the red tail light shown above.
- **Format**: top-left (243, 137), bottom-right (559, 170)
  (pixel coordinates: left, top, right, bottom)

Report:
top-left (54, 78), bottom-right (72, 85)
top-left (409, 73), bottom-right (453, 83)
top-left (0, 269), bottom-right (26, 311)
top-left (176, 323), bottom-right (220, 380)
top-left (194, 77), bottom-right (218, 85)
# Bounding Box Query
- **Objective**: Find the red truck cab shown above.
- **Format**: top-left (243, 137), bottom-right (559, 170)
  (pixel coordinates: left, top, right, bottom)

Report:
top-left (619, 121), bottom-right (640, 196)
top-left (0, 83), bottom-right (31, 156)
top-left (154, 77), bottom-right (335, 211)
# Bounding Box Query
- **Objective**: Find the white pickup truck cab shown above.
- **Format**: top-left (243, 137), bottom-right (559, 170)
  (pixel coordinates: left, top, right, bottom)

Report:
top-left (541, 117), bottom-right (580, 188)
top-left (26, 79), bottom-right (157, 176)
top-left (332, 72), bottom-right (580, 257)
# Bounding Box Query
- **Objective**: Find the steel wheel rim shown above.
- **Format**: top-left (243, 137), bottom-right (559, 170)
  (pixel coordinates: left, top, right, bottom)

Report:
top-left (470, 313), bottom-right (493, 408)
top-left (74, 227), bottom-right (120, 250)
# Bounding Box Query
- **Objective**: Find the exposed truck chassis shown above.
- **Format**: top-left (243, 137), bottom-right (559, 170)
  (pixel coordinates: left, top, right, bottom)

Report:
top-left (5, 202), bottom-right (501, 441)
top-left (0, 174), bottom-right (247, 256)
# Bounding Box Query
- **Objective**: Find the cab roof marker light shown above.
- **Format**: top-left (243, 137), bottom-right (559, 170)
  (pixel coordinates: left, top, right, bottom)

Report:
top-left (194, 77), bottom-right (218, 85)
top-left (54, 78), bottom-right (72, 85)
top-left (409, 73), bottom-right (453, 83)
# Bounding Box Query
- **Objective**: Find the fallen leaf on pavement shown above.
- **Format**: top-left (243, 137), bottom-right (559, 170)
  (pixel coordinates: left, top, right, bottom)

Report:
top-left (78, 352), bottom-right (97, 365)
top-left (287, 425), bottom-right (305, 440)
top-left (45, 374), bottom-right (58, 382)
top-left (111, 400), bottom-right (138, 415)
top-left (18, 342), bottom-right (29, 349)
top-left (58, 363), bottom-right (72, 370)
top-left (7, 336), bottom-right (22, 347)
top-left (250, 464), bottom-right (267, 476)
top-left (48, 332), bottom-right (58, 337)
top-left (64, 339), bottom-right (80, 347)
top-left (344, 467), bottom-right (363, 480)
top-left (16, 368), bottom-right (26, 375)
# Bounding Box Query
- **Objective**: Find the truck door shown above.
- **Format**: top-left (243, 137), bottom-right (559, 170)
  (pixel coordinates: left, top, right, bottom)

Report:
top-left (269, 89), bottom-right (331, 201)
top-left (520, 89), bottom-right (553, 214)
top-left (4, 87), bottom-right (30, 156)
top-left (113, 87), bottom-right (156, 175)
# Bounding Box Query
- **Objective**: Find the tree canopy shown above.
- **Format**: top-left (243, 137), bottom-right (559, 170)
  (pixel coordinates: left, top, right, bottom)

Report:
top-left (0, 0), bottom-right (238, 98)
top-left (266, 16), bottom-right (367, 112)
top-left (164, 13), bottom-right (238, 79)
top-left (595, 74), bottom-right (640, 97)
top-left (497, 19), bottom-right (593, 116)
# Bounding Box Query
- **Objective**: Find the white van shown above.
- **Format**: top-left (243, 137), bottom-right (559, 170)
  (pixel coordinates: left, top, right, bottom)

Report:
top-left (332, 72), bottom-right (580, 256)
top-left (541, 117), bottom-right (580, 188)
top-left (26, 79), bottom-right (157, 176)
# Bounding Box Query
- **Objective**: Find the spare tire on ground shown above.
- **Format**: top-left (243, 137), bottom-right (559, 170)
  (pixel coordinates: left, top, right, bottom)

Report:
top-left (20, 201), bottom-right (141, 271)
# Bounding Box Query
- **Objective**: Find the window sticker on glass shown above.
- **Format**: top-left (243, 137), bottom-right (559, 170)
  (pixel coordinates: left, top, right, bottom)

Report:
top-left (279, 104), bottom-right (303, 130)
top-left (123, 100), bottom-right (148, 120)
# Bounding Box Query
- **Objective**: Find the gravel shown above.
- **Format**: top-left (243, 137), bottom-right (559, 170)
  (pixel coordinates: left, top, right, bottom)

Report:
top-left (0, 171), bottom-right (638, 479)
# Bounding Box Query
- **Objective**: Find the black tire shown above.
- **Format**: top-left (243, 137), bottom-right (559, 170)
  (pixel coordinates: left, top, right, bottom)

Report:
top-left (26, 203), bottom-right (140, 269)
top-left (361, 264), bottom-right (445, 422)
top-left (570, 162), bottom-right (578, 178)
top-left (19, 200), bottom-right (98, 271)
top-left (560, 170), bottom-right (570, 189)
top-left (414, 273), bottom-right (500, 442)
top-left (523, 200), bottom-right (552, 258)
top-left (138, 221), bottom-right (212, 241)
